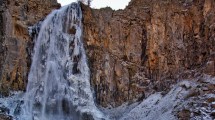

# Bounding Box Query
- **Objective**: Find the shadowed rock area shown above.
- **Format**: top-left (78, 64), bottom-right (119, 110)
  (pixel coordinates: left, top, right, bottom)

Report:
top-left (0, 0), bottom-right (60, 96)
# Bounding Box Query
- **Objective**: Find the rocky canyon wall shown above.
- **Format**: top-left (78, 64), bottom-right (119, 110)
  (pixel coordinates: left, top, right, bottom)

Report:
top-left (81, 0), bottom-right (215, 107)
top-left (0, 0), bottom-right (214, 109)
top-left (0, 0), bottom-right (60, 96)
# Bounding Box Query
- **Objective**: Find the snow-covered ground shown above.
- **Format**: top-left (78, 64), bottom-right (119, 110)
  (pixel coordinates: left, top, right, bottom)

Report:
top-left (0, 75), bottom-right (215, 120)
top-left (119, 76), bottom-right (215, 120)
top-left (102, 75), bottom-right (215, 120)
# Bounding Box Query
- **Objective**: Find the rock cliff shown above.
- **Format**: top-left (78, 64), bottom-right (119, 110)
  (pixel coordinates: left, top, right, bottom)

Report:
top-left (81, 0), bottom-right (215, 107)
top-left (0, 0), bottom-right (60, 96)
top-left (0, 0), bottom-right (214, 114)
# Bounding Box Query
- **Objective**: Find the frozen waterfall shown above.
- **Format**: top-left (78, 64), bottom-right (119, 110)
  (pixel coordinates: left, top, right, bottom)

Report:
top-left (20, 3), bottom-right (104, 120)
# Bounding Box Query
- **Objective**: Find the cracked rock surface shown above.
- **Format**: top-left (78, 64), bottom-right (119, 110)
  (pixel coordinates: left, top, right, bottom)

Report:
top-left (81, 0), bottom-right (215, 107)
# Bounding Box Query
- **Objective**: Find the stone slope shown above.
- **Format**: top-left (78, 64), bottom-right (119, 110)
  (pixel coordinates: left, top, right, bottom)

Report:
top-left (120, 76), bottom-right (215, 120)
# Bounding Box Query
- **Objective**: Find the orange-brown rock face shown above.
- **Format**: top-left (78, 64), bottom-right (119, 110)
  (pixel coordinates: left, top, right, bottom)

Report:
top-left (0, 0), bottom-right (60, 95)
top-left (82, 0), bottom-right (215, 107)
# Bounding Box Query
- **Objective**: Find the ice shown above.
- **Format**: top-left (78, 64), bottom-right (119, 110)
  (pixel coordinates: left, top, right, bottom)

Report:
top-left (14, 2), bottom-right (105, 120)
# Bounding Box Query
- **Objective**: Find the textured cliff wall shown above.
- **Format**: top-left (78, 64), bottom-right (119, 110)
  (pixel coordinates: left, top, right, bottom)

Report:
top-left (0, 0), bottom-right (60, 95)
top-left (0, 0), bottom-right (214, 110)
top-left (82, 0), bottom-right (215, 107)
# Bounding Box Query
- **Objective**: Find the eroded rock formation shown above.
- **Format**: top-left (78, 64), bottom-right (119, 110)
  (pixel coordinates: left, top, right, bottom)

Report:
top-left (0, 0), bottom-right (60, 95)
top-left (0, 0), bottom-right (214, 113)
top-left (81, 0), bottom-right (215, 107)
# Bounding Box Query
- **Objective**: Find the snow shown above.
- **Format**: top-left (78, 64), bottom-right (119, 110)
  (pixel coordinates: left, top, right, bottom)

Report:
top-left (119, 81), bottom-right (194, 120)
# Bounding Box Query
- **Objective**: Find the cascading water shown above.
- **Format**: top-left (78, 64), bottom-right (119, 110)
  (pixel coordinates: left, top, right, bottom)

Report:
top-left (17, 3), bottom-right (104, 120)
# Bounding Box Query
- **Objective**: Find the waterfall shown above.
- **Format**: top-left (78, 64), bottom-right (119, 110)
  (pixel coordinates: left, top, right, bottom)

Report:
top-left (19, 3), bottom-right (104, 120)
